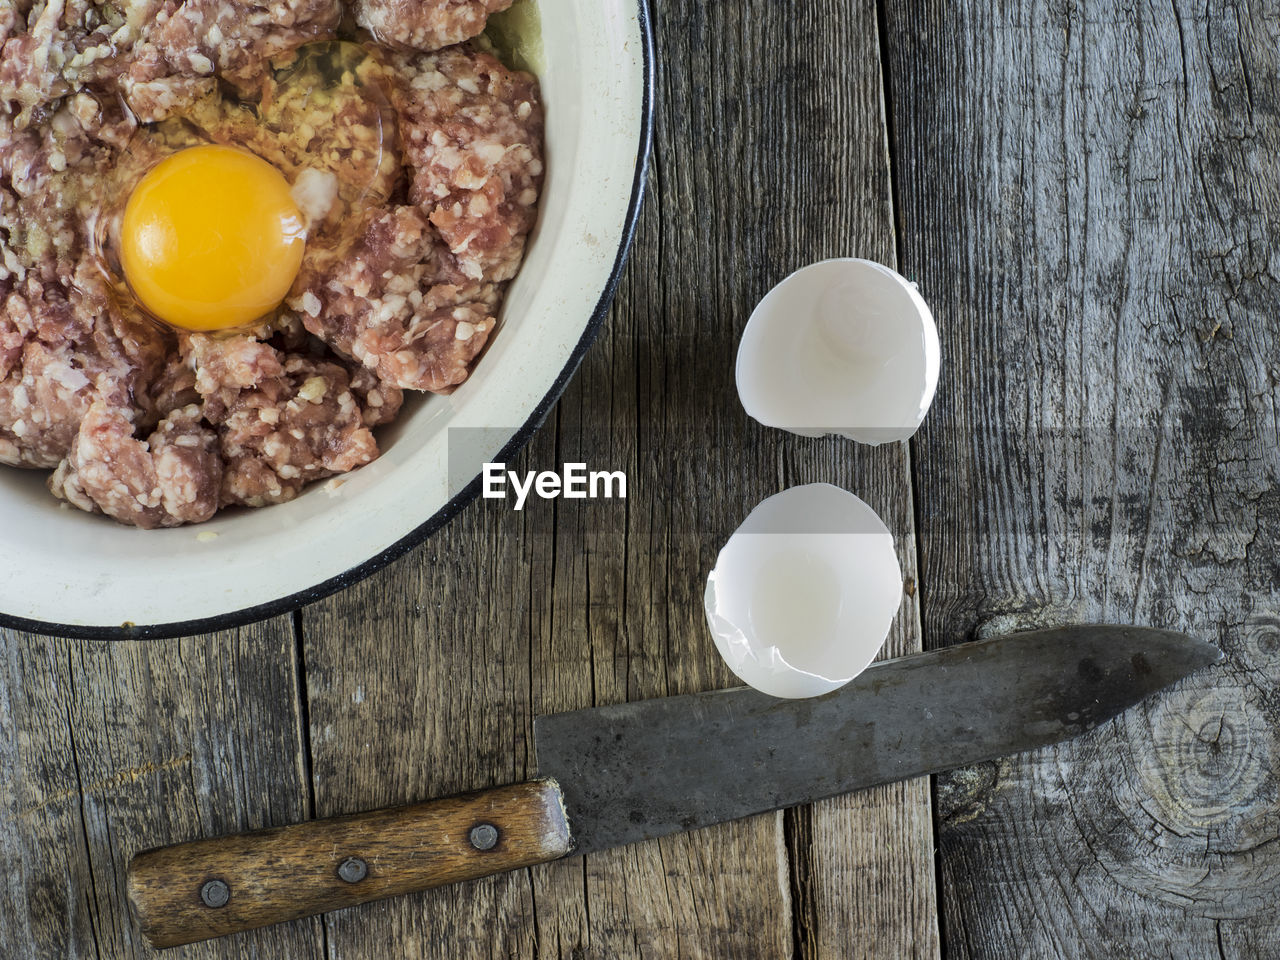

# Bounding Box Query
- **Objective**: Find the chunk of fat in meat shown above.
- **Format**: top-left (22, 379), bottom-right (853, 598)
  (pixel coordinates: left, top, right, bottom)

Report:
top-left (49, 401), bottom-right (222, 528)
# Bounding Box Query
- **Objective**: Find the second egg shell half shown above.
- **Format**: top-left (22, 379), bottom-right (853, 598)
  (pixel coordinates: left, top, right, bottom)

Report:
top-left (703, 484), bottom-right (903, 700)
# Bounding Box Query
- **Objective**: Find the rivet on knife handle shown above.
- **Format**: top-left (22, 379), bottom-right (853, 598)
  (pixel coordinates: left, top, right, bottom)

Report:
top-left (126, 780), bottom-right (571, 949)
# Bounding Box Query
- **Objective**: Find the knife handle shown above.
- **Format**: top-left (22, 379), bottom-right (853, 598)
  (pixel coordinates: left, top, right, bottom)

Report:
top-left (126, 780), bottom-right (571, 949)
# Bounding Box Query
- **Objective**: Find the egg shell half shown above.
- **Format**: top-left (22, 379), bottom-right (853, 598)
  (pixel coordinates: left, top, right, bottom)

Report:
top-left (736, 258), bottom-right (940, 445)
top-left (704, 483), bottom-right (903, 699)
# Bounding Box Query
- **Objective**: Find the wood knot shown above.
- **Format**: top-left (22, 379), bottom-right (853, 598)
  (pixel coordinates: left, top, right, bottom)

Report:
top-left (1135, 684), bottom-right (1273, 834)
top-left (936, 760), bottom-right (1006, 826)
top-left (1234, 613), bottom-right (1280, 679)
top-left (1060, 672), bottom-right (1280, 917)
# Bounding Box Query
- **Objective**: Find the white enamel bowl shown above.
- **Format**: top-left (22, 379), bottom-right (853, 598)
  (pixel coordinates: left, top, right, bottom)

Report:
top-left (0, 2), bottom-right (654, 639)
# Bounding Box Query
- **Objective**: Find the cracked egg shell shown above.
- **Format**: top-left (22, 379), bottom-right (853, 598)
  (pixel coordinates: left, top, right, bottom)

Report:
top-left (704, 483), bottom-right (902, 700)
top-left (736, 259), bottom-right (940, 445)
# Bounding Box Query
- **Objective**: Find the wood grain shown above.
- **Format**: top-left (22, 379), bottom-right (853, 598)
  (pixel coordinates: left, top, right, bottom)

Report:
top-left (128, 780), bottom-right (570, 948)
top-left (0, 622), bottom-right (324, 960)
top-left (883, 0), bottom-right (1280, 956)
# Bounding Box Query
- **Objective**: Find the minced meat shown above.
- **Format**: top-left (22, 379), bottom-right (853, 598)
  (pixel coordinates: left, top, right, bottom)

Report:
top-left (354, 0), bottom-right (512, 55)
top-left (0, 1), bottom-right (543, 527)
top-left (50, 400), bottom-right (222, 528)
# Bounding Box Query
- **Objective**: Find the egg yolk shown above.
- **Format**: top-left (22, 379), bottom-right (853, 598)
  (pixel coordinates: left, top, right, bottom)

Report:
top-left (120, 145), bottom-right (306, 332)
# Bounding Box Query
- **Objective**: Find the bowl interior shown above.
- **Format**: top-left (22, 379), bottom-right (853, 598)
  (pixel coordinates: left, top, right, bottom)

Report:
top-left (0, 0), bottom-right (651, 636)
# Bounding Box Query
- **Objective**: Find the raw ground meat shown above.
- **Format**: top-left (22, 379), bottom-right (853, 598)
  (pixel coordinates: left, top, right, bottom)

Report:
top-left (390, 46), bottom-right (543, 282)
top-left (124, 0), bottom-right (342, 117)
top-left (355, 0), bottom-right (512, 54)
top-left (0, 268), bottom-right (169, 469)
top-left (185, 334), bottom-right (384, 507)
top-left (2, 1), bottom-right (541, 526)
top-left (347, 362), bottom-right (404, 427)
top-left (295, 46), bottom-right (543, 392)
top-left (293, 204), bottom-right (501, 392)
top-left (0, 0), bottom-right (153, 123)
top-left (144, 351), bottom-right (201, 423)
top-left (49, 400), bottom-right (222, 528)
top-left (1, 95), bottom-right (172, 468)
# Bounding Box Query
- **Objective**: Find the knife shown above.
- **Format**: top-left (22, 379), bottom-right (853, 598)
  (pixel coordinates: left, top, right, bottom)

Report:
top-left (126, 625), bottom-right (1220, 948)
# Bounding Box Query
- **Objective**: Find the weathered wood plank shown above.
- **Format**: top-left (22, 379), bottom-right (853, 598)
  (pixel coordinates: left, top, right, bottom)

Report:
top-left (298, 497), bottom-right (544, 960)
top-left (777, 3), bottom-right (940, 956)
top-left (539, 1), bottom-right (938, 952)
top-left (0, 633), bottom-right (98, 955)
top-left (885, 0), bottom-right (1280, 956)
top-left (0, 622), bottom-right (324, 960)
top-left (301, 0), bottom-right (938, 956)
top-left (783, 437), bottom-right (939, 960)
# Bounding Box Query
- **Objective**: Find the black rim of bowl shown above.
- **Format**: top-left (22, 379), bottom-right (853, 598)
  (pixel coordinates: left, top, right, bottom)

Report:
top-left (1, 4), bottom-right (658, 641)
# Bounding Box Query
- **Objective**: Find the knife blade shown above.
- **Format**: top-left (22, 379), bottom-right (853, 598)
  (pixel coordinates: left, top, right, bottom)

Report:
top-left (536, 624), bottom-right (1220, 854)
top-left (127, 625), bottom-right (1220, 948)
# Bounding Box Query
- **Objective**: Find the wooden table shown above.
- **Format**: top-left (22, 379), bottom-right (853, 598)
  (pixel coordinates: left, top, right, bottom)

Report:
top-left (4, 1), bottom-right (1278, 957)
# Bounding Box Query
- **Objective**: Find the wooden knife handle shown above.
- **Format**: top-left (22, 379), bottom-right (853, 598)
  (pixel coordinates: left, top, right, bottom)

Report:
top-left (126, 780), bottom-right (571, 949)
